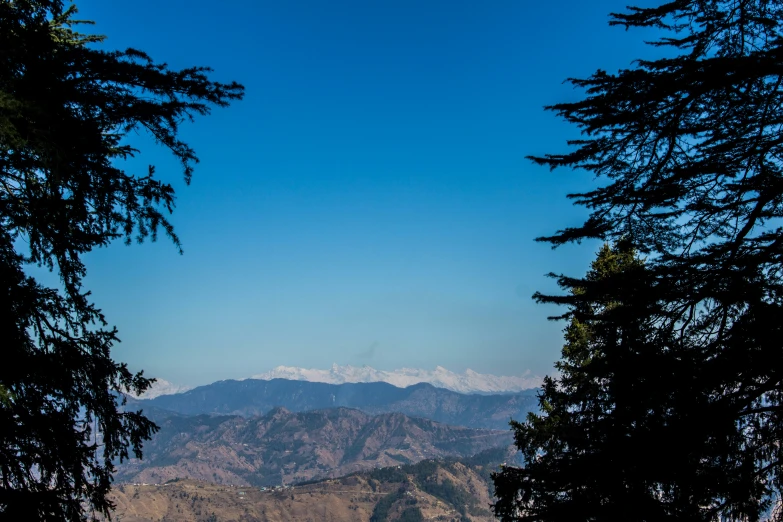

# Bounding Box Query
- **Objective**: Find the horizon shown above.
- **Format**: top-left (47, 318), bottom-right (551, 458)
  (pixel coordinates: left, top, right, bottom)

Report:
top-left (144, 361), bottom-right (544, 393)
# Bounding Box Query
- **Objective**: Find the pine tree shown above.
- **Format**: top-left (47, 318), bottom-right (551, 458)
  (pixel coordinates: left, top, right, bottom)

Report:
top-left (494, 1), bottom-right (783, 520)
top-left (0, 1), bottom-right (243, 519)
top-left (493, 242), bottom-right (768, 520)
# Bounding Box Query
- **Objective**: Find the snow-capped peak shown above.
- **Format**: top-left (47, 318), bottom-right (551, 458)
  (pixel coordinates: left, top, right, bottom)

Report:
top-left (250, 364), bottom-right (541, 394)
top-left (126, 378), bottom-right (194, 399)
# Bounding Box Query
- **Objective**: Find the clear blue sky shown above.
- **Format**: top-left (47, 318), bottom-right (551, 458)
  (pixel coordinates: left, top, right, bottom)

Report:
top-left (56, 0), bottom-right (666, 386)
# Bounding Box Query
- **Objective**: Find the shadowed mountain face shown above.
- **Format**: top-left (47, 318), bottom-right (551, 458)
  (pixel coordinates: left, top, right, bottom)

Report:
top-left (115, 407), bottom-right (513, 487)
top-left (134, 379), bottom-right (538, 430)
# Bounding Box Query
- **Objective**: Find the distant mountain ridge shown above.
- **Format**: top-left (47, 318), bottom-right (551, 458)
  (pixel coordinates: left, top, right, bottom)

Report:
top-left (136, 378), bottom-right (538, 431)
top-left (131, 364), bottom-right (541, 399)
top-left (115, 407), bottom-right (512, 487)
top-left (252, 363), bottom-right (541, 394)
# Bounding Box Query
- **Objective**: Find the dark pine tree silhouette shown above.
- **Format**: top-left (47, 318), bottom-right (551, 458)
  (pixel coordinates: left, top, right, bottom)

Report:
top-left (494, 1), bottom-right (783, 521)
top-left (0, 1), bottom-right (243, 519)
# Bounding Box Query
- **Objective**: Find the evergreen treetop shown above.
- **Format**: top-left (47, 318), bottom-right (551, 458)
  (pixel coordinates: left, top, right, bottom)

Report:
top-left (494, 1), bottom-right (783, 520)
top-left (0, 1), bottom-right (243, 519)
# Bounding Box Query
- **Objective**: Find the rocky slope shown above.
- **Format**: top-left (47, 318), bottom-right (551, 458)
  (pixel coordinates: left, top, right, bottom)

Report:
top-left (133, 378), bottom-right (538, 430)
top-left (115, 407), bottom-right (512, 487)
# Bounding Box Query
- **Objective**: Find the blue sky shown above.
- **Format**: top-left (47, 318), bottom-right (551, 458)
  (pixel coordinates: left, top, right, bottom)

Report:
top-left (57, 0), bottom-right (665, 386)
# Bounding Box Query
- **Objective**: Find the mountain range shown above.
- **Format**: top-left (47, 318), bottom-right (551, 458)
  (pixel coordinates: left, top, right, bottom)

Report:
top-left (113, 376), bottom-right (530, 518)
top-left (116, 407), bottom-right (512, 487)
top-left (134, 364), bottom-right (542, 399)
top-left (251, 364), bottom-right (542, 394)
top-left (132, 378), bottom-right (194, 399)
top-left (133, 378), bottom-right (539, 431)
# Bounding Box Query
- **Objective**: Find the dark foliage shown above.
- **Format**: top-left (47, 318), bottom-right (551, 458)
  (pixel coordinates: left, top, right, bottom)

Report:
top-left (370, 491), bottom-right (399, 522)
top-left (368, 466), bottom-right (409, 485)
top-left (418, 478), bottom-right (477, 516)
top-left (0, 1), bottom-right (243, 519)
top-left (397, 506), bottom-right (424, 522)
top-left (493, 1), bottom-right (783, 521)
top-left (367, 457), bottom-right (494, 517)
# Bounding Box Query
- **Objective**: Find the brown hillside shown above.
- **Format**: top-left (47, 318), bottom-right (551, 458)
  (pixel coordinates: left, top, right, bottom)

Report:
top-left (116, 407), bottom-right (512, 487)
top-left (106, 455), bottom-right (502, 522)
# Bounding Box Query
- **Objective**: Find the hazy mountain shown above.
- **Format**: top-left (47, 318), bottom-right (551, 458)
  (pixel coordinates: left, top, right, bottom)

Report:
top-left (252, 363), bottom-right (541, 394)
top-left (107, 450), bottom-right (510, 521)
top-left (135, 378), bottom-right (539, 430)
top-left (115, 407), bottom-right (512, 487)
top-left (127, 363), bottom-right (541, 401)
